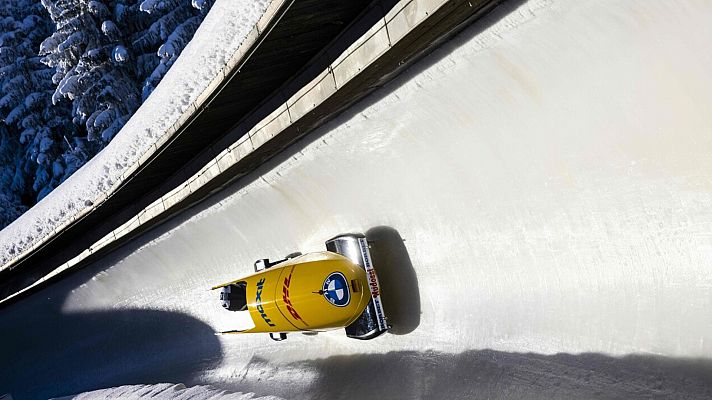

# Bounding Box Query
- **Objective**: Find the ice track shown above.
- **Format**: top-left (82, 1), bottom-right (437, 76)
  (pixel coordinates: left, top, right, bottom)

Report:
top-left (2, 1), bottom-right (712, 399)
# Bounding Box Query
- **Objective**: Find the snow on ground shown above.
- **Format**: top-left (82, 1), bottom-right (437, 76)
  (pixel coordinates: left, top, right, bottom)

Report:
top-left (51, 383), bottom-right (284, 400)
top-left (0, 0), bottom-right (270, 267)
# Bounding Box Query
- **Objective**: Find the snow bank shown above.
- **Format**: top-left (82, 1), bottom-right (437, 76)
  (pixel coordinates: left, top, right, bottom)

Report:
top-left (0, 0), bottom-right (270, 267)
top-left (51, 383), bottom-right (284, 400)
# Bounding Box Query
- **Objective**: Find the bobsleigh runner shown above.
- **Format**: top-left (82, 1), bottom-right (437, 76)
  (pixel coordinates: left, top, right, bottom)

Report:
top-left (211, 234), bottom-right (389, 341)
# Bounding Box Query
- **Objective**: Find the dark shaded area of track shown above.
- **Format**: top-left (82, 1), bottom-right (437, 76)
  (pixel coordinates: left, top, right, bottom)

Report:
top-left (239, 351), bottom-right (712, 400)
top-left (365, 226), bottom-right (421, 335)
top-left (0, 266), bottom-right (222, 399)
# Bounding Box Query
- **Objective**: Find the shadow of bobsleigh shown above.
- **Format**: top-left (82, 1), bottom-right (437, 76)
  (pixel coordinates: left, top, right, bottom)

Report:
top-left (366, 226), bottom-right (421, 336)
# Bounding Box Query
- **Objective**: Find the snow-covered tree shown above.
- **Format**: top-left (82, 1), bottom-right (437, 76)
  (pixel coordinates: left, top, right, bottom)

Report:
top-left (0, 0), bottom-right (215, 227)
top-left (0, 0), bottom-right (83, 212)
top-left (40, 0), bottom-right (143, 143)
top-left (0, 124), bottom-right (27, 227)
top-left (39, 0), bottom-right (215, 140)
top-left (136, 0), bottom-right (213, 100)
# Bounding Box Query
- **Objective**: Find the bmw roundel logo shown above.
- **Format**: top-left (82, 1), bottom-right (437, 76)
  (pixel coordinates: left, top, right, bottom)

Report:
top-left (322, 272), bottom-right (350, 307)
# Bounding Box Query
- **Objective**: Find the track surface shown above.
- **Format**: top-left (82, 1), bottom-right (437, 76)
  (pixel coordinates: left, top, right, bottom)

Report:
top-left (3, 1), bottom-right (712, 399)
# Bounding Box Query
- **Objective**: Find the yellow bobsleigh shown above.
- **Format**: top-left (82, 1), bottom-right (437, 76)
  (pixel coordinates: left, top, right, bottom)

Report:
top-left (212, 234), bottom-right (388, 340)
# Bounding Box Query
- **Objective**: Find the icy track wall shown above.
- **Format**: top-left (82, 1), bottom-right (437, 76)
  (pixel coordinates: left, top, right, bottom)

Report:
top-left (2, 0), bottom-right (712, 399)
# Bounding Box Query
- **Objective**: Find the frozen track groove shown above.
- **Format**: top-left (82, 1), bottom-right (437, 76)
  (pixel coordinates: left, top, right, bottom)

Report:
top-left (2, 1), bottom-right (712, 399)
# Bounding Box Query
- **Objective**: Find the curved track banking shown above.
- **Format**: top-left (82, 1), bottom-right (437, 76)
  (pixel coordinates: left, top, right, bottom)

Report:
top-left (3, 1), bottom-right (712, 399)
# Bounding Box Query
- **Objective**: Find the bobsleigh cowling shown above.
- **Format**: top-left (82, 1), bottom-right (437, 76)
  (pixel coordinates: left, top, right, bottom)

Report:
top-left (212, 234), bottom-right (388, 340)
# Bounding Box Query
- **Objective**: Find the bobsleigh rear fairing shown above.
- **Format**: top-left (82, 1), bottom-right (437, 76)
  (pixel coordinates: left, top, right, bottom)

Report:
top-left (212, 234), bottom-right (388, 340)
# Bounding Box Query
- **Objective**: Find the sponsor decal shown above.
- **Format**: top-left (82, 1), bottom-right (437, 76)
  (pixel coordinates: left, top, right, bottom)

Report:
top-left (373, 297), bottom-right (386, 329)
top-left (321, 272), bottom-right (350, 307)
top-left (367, 269), bottom-right (380, 298)
top-left (282, 268), bottom-right (306, 324)
top-left (255, 278), bottom-right (276, 327)
top-left (359, 237), bottom-right (387, 331)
